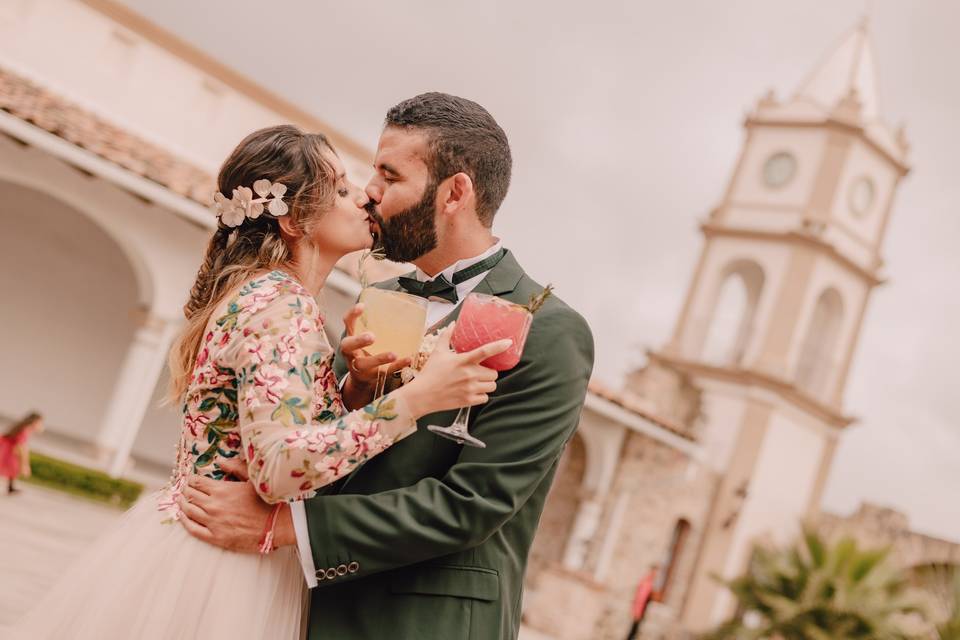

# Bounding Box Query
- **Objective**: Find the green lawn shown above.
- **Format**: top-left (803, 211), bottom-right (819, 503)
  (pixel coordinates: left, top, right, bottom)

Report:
top-left (24, 452), bottom-right (144, 509)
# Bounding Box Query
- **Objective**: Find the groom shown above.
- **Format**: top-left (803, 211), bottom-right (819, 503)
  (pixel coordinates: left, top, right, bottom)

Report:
top-left (180, 92), bottom-right (594, 639)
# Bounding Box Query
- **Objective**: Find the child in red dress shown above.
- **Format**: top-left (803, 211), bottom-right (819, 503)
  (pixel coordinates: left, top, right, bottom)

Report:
top-left (0, 412), bottom-right (43, 494)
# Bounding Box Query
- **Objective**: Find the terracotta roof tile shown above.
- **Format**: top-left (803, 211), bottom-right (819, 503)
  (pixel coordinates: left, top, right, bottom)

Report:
top-left (0, 66), bottom-right (214, 205)
top-left (587, 380), bottom-right (696, 442)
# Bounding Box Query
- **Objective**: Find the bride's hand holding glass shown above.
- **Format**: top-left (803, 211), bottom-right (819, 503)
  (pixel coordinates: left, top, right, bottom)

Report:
top-left (393, 324), bottom-right (512, 419)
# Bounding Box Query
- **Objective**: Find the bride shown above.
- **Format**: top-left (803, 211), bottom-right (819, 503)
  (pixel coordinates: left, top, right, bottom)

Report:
top-left (6, 125), bottom-right (510, 639)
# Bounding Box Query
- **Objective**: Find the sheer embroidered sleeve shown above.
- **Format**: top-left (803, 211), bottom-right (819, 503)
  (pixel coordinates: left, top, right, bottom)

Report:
top-left (228, 281), bottom-right (415, 503)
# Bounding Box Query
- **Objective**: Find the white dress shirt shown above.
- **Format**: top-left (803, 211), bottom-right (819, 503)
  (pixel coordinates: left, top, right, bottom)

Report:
top-left (291, 240), bottom-right (503, 587)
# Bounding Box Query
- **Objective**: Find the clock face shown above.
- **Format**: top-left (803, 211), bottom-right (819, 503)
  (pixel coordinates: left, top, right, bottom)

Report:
top-left (849, 176), bottom-right (875, 217)
top-left (762, 152), bottom-right (797, 188)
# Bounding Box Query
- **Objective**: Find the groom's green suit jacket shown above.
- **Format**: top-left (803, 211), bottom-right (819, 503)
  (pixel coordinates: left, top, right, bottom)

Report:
top-left (304, 250), bottom-right (594, 639)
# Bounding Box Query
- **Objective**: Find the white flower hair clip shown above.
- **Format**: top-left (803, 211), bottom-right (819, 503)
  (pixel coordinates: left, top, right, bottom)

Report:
top-left (212, 179), bottom-right (289, 228)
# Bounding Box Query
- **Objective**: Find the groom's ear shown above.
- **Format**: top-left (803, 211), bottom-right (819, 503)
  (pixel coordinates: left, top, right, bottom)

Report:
top-left (441, 172), bottom-right (475, 217)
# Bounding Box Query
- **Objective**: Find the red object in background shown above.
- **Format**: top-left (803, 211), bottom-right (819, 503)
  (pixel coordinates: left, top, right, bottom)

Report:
top-left (0, 430), bottom-right (29, 478)
top-left (632, 568), bottom-right (657, 621)
top-left (625, 568), bottom-right (659, 640)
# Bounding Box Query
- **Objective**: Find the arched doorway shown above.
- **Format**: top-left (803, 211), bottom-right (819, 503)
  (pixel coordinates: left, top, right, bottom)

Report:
top-left (0, 180), bottom-right (140, 446)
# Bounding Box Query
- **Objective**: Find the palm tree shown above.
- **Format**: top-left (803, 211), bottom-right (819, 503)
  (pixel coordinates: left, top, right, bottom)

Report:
top-left (936, 573), bottom-right (960, 640)
top-left (912, 563), bottom-right (960, 640)
top-left (702, 529), bottom-right (927, 640)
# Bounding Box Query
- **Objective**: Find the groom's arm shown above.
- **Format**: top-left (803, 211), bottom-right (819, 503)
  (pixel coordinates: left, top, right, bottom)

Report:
top-left (303, 306), bottom-right (594, 585)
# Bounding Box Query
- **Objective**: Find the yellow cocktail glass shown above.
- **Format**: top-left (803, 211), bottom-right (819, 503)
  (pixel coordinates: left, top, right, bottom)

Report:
top-left (357, 288), bottom-right (428, 396)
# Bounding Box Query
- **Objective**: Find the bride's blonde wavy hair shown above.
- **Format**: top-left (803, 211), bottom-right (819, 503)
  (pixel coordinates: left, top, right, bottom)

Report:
top-left (168, 125), bottom-right (337, 403)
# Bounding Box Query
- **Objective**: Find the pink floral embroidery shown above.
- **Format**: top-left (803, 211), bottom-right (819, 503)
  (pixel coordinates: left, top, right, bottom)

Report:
top-left (246, 340), bottom-right (266, 364)
top-left (316, 455), bottom-right (348, 478)
top-left (242, 288), bottom-right (278, 315)
top-left (225, 432), bottom-right (241, 449)
top-left (351, 423), bottom-right (384, 457)
top-left (253, 363), bottom-right (288, 404)
top-left (277, 333), bottom-right (299, 365)
top-left (283, 432), bottom-right (310, 449)
top-left (290, 316), bottom-right (313, 338)
top-left (184, 413), bottom-right (210, 437)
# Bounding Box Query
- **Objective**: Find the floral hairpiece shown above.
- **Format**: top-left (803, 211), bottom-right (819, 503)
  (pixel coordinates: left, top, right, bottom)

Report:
top-left (212, 179), bottom-right (288, 228)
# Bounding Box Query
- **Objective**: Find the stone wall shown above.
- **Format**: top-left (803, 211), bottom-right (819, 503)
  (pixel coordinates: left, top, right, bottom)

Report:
top-left (818, 503), bottom-right (960, 569)
top-left (523, 425), bottom-right (716, 640)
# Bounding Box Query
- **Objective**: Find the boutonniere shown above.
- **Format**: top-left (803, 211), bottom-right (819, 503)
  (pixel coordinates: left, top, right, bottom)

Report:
top-left (399, 328), bottom-right (442, 385)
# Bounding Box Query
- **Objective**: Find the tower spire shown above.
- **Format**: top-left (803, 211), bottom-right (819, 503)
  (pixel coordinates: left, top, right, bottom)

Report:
top-left (794, 18), bottom-right (881, 121)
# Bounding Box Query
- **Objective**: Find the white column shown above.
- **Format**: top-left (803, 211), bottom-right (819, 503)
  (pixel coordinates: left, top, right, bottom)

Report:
top-left (561, 417), bottom-right (629, 573)
top-left (593, 491), bottom-right (630, 582)
top-left (562, 495), bottom-right (604, 570)
top-left (96, 310), bottom-right (178, 477)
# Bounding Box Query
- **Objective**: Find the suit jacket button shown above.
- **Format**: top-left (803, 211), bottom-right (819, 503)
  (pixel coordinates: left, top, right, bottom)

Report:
top-left (347, 561), bottom-right (359, 574)
top-left (315, 570), bottom-right (326, 581)
top-left (325, 568), bottom-right (338, 580)
top-left (336, 564), bottom-right (348, 576)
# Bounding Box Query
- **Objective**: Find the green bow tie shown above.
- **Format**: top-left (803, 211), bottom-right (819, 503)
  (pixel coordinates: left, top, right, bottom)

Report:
top-left (398, 248), bottom-right (506, 303)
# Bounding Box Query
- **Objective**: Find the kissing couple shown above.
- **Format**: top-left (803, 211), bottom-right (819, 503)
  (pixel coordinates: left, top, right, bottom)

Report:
top-left (7, 93), bottom-right (594, 640)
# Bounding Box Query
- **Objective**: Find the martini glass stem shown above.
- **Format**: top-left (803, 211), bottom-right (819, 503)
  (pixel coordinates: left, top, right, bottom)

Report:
top-left (427, 406), bottom-right (486, 448)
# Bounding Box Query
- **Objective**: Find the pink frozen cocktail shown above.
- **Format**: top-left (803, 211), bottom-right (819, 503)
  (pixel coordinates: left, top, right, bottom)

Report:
top-left (428, 287), bottom-right (551, 448)
top-left (451, 293), bottom-right (532, 371)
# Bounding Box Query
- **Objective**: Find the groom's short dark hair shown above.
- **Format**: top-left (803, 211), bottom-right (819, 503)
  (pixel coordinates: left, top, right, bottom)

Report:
top-left (385, 92), bottom-right (512, 227)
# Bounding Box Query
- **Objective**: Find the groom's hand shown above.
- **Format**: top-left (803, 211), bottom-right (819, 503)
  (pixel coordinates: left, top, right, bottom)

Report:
top-left (176, 471), bottom-right (295, 553)
top-left (340, 303), bottom-right (411, 408)
top-left (341, 303), bottom-right (412, 385)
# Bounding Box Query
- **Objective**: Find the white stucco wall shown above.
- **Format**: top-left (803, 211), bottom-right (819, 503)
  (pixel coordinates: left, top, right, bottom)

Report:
top-left (0, 0), bottom-right (373, 184)
top-left (0, 0), bottom-right (302, 173)
top-left (711, 407), bottom-right (825, 623)
top-left (696, 380), bottom-right (750, 472)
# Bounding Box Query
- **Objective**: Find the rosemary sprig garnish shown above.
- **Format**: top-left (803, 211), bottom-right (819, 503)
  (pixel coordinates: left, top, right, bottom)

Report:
top-left (358, 246), bottom-right (386, 289)
top-left (525, 284), bottom-right (554, 314)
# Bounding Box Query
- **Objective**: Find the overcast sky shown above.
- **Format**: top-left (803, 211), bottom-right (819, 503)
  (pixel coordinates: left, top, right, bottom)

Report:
top-left (120, 0), bottom-right (960, 540)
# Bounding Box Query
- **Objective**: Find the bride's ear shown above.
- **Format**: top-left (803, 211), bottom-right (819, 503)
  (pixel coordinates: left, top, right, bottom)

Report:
top-left (277, 214), bottom-right (303, 243)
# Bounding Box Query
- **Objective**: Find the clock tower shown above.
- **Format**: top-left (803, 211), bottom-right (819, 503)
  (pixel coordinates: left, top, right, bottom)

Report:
top-left (646, 19), bottom-right (911, 628)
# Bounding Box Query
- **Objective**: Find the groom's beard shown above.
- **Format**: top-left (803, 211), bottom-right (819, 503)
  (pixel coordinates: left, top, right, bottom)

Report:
top-left (366, 181), bottom-right (439, 263)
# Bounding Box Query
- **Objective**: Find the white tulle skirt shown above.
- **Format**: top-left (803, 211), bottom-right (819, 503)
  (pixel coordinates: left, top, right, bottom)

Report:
top-left (3, 494), bottom-right (307, 640)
